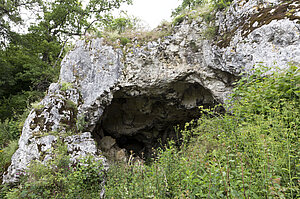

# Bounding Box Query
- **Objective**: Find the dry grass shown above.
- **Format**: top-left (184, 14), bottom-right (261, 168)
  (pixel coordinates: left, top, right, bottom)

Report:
top-left (98, 21), bottom-right (173, 48)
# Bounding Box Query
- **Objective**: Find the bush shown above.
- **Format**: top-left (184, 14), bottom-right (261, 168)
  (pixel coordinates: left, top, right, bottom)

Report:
top-left (0, 107), bottom-right (30, 183)
top-left (172, 14), bottom-right (186, 26)
top-left (104, 14), bottom-right (140, 34)
top-left (0, 105), bottom-right (31, 149)
top-left (172, 0), bottom-right (233, 17)
top-left (105, 64), bottom-right (299, 198)
top-left (0, 103), bottom-right (30, 188)
top-left (0, 120), bottom-right (19, 149)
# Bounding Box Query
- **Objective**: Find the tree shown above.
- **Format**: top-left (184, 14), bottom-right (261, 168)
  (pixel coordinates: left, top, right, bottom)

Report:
top-left (0, 0), bottom-right (132, 121)
top-left (0, 0), bottom-right (39, 45)
top-left (104, 11), bottom-right (141, 34)
top-left (26, 0), bottom-right (132, 64)
top-left (172, 0), bottom-right (204, 16)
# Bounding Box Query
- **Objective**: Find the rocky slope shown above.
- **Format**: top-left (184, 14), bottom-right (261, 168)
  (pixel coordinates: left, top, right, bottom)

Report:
top-left (3, 0), bottom-right (300, 184)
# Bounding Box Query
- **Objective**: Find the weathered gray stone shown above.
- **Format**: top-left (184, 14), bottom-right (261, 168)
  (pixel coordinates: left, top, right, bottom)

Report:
top-left (212, 0), bottom-right (300, 74)
top-left (3, 0), bottom-right (299, 186)
top-left (100, 136), bottom-right (116, 151)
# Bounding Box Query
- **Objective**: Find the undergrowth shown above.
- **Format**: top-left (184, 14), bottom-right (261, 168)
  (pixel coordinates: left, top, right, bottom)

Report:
top-left (0, 108), bottom-right (31, 186)
top-left (105, 64), bottom-right (299, 198)
top-left (2, 140), bottom-right (106, 199)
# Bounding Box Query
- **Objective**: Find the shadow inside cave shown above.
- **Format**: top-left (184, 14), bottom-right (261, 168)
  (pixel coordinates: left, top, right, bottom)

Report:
top-left (91, 82), bottom-right (219, 161)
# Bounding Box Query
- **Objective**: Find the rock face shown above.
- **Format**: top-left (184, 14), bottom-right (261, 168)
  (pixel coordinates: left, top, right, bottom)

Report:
top-left (3, 0), bottom-right (299, 184)
top-left (213, 0), bottom-right (300, 73)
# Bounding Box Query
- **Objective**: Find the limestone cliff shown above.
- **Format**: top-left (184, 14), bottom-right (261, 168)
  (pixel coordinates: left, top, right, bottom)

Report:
top-left (3, 0), bottom-right (300, 184)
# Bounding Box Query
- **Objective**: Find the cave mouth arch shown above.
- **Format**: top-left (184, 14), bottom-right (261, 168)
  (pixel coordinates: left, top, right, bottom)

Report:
top-left (92, 82), bottom-right (218, 160)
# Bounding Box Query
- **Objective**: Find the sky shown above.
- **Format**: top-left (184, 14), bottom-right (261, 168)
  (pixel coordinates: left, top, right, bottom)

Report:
top-left (16, 0), bottom-right (182, 33)
top-left (118, 0), bottom-right (182, 29)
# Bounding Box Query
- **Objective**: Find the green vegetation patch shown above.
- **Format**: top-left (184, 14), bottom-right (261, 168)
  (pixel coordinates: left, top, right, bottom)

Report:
top-left (0, 141), bottom-right (18, 185)
top-left (2, 140), bottom-right (106, 199)
top-left (60, 82), bottom-right (73, 92)
top-left (57, 99), bottom-right (78, 133)
top-left (101, 23), bottom-right (172, 49)
top-left (171, 3), bottom-right (220, 40)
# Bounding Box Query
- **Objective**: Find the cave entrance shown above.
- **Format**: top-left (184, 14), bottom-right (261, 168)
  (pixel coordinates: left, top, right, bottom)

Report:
top-left (91, 82), bottom-right (217, 161)
top-left (93, 120), bottom-right (181, 160)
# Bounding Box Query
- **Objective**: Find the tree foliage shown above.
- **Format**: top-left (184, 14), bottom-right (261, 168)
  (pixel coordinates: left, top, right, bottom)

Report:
top-left (0, 0), bottom-right (132, 121)
top-left (103, 11), bottom-right (141, 34)
top-left (0, 0), bottom-right (38, 44)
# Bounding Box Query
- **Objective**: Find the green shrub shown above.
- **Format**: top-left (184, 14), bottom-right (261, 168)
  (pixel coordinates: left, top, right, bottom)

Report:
top-left (203, 26), bottom-right (217, 39)
top-left (0, 90), bottom-right (43, 121)
top-left (172, 0), bottom-right (233, 17)
top-left (105, 64), bottom-right (299, 198)
top-left (76, 115), bottom-right (86, 133)
top-left (172, 3), bottom-right (219, 39)
top-left (0, 120), bottom-right (19, 149)
top-left (60, 82), bottom-right (73, 91)
top-left (120, 37), bottom-right (131, 46)
top-left (172, 0), bottom-right (205, 17)
top-left (0, 105), bottom-right (30, 150)
top-left (0, 105), bottom-right (30, 187)
top-left (211, 0), bottom-right (233, 10)
top-left (104, 12), bottom-right (141, 34)
top-left (172, 14), bottom-right (186, 26)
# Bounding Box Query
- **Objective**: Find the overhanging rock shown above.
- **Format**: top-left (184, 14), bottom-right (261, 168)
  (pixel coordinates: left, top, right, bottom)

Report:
top-left (3, 0), bottom-right (299, 184)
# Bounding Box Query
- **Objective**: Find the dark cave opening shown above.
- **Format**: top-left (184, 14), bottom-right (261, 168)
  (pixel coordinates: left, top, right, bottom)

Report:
top-left (116, 136), bottom-right (146, 156)
top-left (94, 120), bottom-right (182, 159)
top-left (91, 82), bottom-right (218, 161)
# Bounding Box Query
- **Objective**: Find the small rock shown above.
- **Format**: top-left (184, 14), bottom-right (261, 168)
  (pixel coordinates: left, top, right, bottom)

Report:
top-left (116, 149), bottom-right (127, 162)
top-left (100, 136), bottom-right (116, 151)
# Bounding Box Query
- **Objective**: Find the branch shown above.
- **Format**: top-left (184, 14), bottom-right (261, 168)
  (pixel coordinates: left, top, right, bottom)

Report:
top-left (52, 38), bottom-right (68, 68)
top-left (57, 29), bottom-right (83, 36)
top-left (84, 19), bottom-right (99, 36)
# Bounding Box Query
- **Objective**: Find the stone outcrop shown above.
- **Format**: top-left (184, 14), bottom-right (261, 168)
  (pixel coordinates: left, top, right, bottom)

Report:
top-left (3, 0), bottom-right (299, 184)
top-left (213, 0), bottom-right (300, 73)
